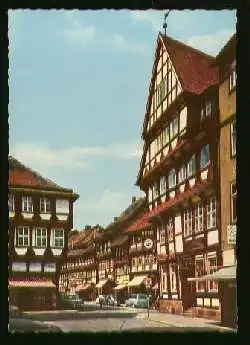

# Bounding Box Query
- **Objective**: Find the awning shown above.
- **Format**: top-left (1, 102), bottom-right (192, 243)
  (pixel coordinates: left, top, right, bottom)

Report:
top-left (127, 275), bottom-right (148, 287)
top-left (188, 265), bottom-right (236, 282)
top-left (9, 278), bottom-right (56, 288)
top-left (114, 284), bottom-right (127, 290)
top-left (96, 279), bottom-right (108, 288)
top-left (75, 284), bottom-right (92, 292)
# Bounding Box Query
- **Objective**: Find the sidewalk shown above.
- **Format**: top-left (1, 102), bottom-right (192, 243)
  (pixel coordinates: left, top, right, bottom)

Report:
top-left (136, 311), bottom-right (236, 332)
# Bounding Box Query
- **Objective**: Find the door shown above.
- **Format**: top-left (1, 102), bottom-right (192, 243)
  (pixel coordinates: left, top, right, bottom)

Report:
top-left (180, 256), bottom-right (196, 311)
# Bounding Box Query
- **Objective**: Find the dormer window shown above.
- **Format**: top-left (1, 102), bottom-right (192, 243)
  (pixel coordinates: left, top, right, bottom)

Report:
top-left (40, 198), bottom-right (51, 213)
top-left (229, 60), bottom-right (236, 91)
top-left (201, 100), bottom-right (212, 120)
top-left (178, 164), bottom-right (186, 184)
top-left (22, 196), bottom-right (33, 213)
top-left (160, 176), bottom-right (166, 195)
top-left (187, 155), bottom-right (196, 177)
top-left (200, 144), bottom-right (210, 169)
top-left (9, 194), bottom-right (14, 212)
top-left (168, 169), bottom-right (176, 189)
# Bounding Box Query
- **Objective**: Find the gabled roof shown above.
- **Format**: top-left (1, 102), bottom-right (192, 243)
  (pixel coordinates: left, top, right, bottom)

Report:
top-left (9, 155), bottom-right (78, 196)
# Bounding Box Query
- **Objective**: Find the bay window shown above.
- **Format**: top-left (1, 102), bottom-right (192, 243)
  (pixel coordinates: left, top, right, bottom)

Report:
top-left (9, 194), bottom-right (14, 212)
top-left (195, 256), bottom-right (205, 292)
top-left (160, 176), bottom-right (166, 195)
top-left (194, 203), bottom-right (204, 233)
top-left (168, 169), bottom-right (176, 189)
top-left (184, 209), bottom-right (192, 237)
top-left (187, 155), bottom-right (196, 177)
top-left (200, 144), bottom-right (210, 169)
top-left (52, 228), bottom-right (64, 248)
top-left (178, 164), bottom-right (186, 183)
top-left (40, 197), bottom-right (51, 213)
top-left (207, 254), bottom-right (218, 292)
top-left (22, 196), bottom-right (33, 213)
top-left (229, 60), bottom-right (236, 91)
top-left (35, 227), bottom-right (47, 247)
top-left (231, 120), bottom-right (236, 157)
top-left (207, 197), bottom-right (216, 229)
top-left (231, 182), bottom-right (237, 223)
top-left (15, 226), bottom-right (29, 247)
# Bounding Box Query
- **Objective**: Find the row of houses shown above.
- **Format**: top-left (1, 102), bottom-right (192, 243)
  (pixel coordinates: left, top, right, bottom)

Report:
top-left (59, 32), bottom-right (236, 326)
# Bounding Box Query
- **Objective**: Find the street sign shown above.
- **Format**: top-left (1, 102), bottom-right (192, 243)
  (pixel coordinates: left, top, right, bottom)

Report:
top-left (227, 225), bottom-right (236, 245)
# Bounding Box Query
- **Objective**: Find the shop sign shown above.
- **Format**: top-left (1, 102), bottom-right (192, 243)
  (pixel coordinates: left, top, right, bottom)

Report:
top-left (29, 262), bottom-right (42, 272)
top-left (227, 225), bottom-right (236, 245)
top-left (12, 262), bottom-right (27, 272)
top-left (144, 238), bottom-right (153, 249)
top-left (44, 262), bottom-right (56, 272)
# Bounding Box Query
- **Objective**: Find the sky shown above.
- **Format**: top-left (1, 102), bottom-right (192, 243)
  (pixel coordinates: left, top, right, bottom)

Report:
top-left (8, 9), bottom-right (236, 230)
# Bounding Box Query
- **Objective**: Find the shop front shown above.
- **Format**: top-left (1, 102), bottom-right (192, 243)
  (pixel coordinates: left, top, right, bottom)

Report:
top-left (127, 275), bottom-right (148, 296)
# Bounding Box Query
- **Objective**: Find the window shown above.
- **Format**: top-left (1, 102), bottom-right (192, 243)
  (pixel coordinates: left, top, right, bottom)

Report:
top-left (187, 155), bottom-right (196, 177)
top-left (22, 196), bottom-right (33, 213)
top-left (207, 197), bottom-right (216, 229)
top-left (195, 256), bottom-right (205, 292)
top-left (178, 164), bottom-right (186, 183)
top-left (40, 198), bottom-right (51, 213)
top-left (201, 100), bottom-right (212, 120)
top-left (184, 209), bottom-right (192, 237)
top-left (231, 182), bottom-right (237, 223)
top-left (16, 226), bottom-right (29, 247)
top-left (156, 85), bottom-right (163, 107)
top-left (163, 126), bottom-right (170, 146)
top-left (170, 117), bottom-right (179, 139)
top-left (52, 228), bottom-right (64, 248)
top-left (207, 254), bottom-right (218, 292)
top-left (160, 176), bottom-right (166, 194)
top-left (169, 264), bottom-right (177, 292)
top-left (161, 266), bottom-right (168, 293)
top-left (200, 144), bottom-right (210, 169)
top-left (9, 194), bottom-right (14, 212)
top-left (35, 228), bottom-right (47, 247)
top-left (168, 169), bottom-right (176, 189)
top-left (167, 218), bottom-right (174, 241)
top-left (160, 225), bottom-right (166, 244)
top-left (231, 120), bottom-right (236, 157)
top-left (194, 203), bottom-right (204, 233)
top-left (153, 182), bottom-right (159, 199)
top-left (229, 60), bottom-right (236, 91)
top-left (156, 135), bottom-right (162, 153)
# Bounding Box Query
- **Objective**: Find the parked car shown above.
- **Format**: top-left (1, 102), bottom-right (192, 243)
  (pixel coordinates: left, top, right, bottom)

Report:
top-left (96, 295), bottom-right (117, 306)
top-left (62, 294), bottom-right (84, 310)
top-left (125, 294), bottom-right (150, 308)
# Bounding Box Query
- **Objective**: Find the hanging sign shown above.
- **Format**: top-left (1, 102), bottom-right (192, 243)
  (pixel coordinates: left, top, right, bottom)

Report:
top-left (144, 238), bottom-right (153, 249)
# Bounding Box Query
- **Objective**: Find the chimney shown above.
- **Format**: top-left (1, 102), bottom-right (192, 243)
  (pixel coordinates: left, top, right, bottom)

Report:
top-left (132, 196), bottom-right (136, 203)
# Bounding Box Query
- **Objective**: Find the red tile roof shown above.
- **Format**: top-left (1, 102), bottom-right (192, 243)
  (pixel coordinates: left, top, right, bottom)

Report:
top-left (9, 277), bottom-right (55, 288)
top-left (9, 155), bottom-right (75, 193)
top-left (126, 212), bottom-right (152, 233)
top-left (161, 34), bottom-right (219, 95)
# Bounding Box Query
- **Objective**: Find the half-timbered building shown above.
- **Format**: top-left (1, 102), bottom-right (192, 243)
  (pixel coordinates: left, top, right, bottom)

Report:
top-left (135, 33), bottom-right (222, 320)
top-left (9, 156), bottom-right (79, 310)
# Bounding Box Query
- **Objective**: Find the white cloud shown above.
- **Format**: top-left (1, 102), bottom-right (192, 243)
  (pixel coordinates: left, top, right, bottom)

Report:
top-left (111, 33), bottom-right (149, 56)
top-left (187, 29), bottom-right (235, 56)
top-left (10, 141), bottom-right (142, 171)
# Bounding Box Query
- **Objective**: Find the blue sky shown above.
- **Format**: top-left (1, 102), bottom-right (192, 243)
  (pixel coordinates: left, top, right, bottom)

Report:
top-left (8, 10), bottom-right (236, 229)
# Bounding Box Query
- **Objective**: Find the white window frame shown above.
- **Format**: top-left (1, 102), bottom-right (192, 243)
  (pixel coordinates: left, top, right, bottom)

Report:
top-left (160, 176), bottom-right (166, 195)
top-left (160, 224), bottom-right (166, 244)
top-left (160, 266), bottom-right (168, 293)
top-left (16, 226), bottom-right (29, 247)
top-left (167, 218), bottom-right (174, 242)
top-left (231, 182), bottom-right (237, 224)
top-left (22, 196), bottom-right (33, 213)
top-left (52, 228), bottom-right (64, 248)
top-left (183, 209), bottom-right (192, 237)
top-left (35, 227), bottom-right (47, 247)
top-left (194, 203), bottom-right (204, 233)
top-left (170, 117), bottom-right (179, 139)
top-left (163, 126), bottom-right (170, 146)
top-left (187, 155), bottom-right (196, 177)
top-left (195, 256), bottom-right (205, 293)
top-left (231, 120), bottom-right (236, 157)
top-left (229, 60), bottom-right (236, 91)
top-left (40, 197), bottom-right (51, 213)
top-left (9, 194), bottom-right (15, 212)
top-left (200, 144), bottom-right (210, 170)
top-left (168, 169), bottom-right (176, 189)
top-left (207, 197), bottom-right (216, 229)
top-left (156, 134), bottom-right (162, 153)
top-left (178, 164), bottom-right (186, 184)
top-left (207, 253), bottom-right (218, 292)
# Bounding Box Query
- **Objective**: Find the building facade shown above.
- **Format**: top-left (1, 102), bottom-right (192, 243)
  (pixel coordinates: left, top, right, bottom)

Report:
top-left (135, 33), bottom-right (222, 320)
top-left (8, 156), bottom-right (78, 310)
